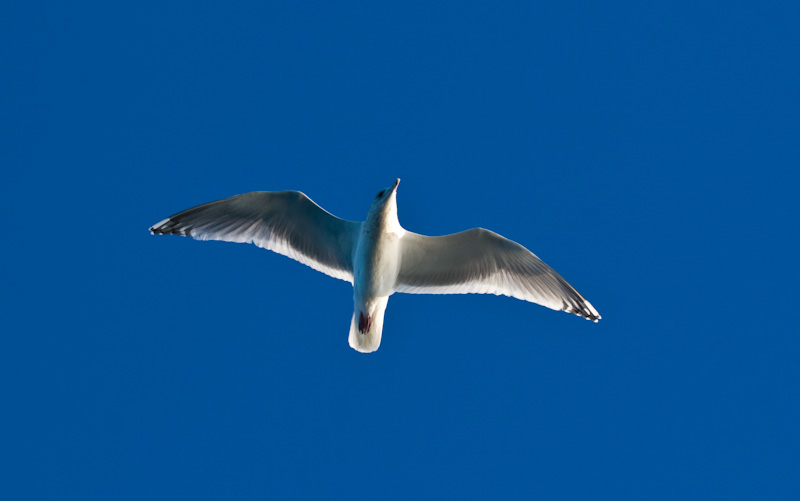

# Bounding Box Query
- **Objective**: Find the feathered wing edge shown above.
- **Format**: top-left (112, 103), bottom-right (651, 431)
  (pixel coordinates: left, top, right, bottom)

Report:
top-left (395, 229), bottom-right (600, 322)
top-left (150, 191), bottom-right (362, 283)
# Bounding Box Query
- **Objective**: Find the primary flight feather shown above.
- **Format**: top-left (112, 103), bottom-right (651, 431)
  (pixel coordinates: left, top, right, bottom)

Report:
top-left (150, 179), bottom-right (600, 353)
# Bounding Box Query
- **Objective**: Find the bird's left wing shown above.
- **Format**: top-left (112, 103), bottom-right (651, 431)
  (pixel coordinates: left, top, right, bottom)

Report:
top-left (396, 228), bottom-right (600, 321)
top-left (150, 191), bottom-right (362, 283)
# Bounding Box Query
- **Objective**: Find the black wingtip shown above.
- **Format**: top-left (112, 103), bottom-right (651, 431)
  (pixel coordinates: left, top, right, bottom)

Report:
top-left (578, 308), bottom-right (601, 323)
top-left (563, 300), bottom-right (601, 323)
top-left (579, 306), bottom-right (599, 322)
top-left (149, 217), bottom-right (172, 235)
top-left (149, 221), bottom-right (192, 237)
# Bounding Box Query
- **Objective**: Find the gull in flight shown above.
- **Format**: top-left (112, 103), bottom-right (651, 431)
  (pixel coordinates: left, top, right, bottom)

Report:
top-left (150, 179), bottom-right (600, 353)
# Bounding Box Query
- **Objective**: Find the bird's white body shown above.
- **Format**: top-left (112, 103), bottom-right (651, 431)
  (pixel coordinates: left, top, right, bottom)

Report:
top-left (350, 182), bottom-right (405, 351)
top-left (150, 179), bottom-right (600, 353)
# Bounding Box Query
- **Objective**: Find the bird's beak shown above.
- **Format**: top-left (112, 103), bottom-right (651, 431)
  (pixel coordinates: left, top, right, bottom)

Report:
top-left (392, 178), bottom-right (401, 191)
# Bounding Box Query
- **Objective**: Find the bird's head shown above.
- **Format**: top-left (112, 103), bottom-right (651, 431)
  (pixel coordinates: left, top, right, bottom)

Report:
top-left (367, 178), bottom-right (403, 233)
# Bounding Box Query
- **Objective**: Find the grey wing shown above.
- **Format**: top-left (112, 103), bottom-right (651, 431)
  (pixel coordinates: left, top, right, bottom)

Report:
top-left (150, 191), bottom-right (362, 283)
top-left (396, 229), bottom-right (600, 321)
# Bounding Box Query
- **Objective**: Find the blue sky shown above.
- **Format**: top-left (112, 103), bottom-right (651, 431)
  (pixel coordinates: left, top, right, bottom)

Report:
top-left (2, 1), bottom-right (798, 499)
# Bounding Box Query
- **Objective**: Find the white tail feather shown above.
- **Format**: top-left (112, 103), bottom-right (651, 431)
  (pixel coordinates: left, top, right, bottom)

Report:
top-left (348, 297), bottom-right (389, 353)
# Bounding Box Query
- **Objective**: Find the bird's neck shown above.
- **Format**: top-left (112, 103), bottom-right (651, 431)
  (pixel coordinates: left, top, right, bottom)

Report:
top-left (365, 205), bottom-right (405, 238)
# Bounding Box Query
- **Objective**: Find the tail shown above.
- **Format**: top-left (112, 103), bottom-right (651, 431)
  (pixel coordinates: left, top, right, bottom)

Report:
top-left (348, 297), bottom-right (389, 353)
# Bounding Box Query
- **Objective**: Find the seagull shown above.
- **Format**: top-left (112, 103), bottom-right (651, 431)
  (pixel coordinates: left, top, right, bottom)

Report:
top-left (149, 179), bottom-right (600, 353)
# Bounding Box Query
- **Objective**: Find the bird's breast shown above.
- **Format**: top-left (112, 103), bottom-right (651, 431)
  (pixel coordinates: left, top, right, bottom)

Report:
top-left (353, 229), bottom-right (401, 299)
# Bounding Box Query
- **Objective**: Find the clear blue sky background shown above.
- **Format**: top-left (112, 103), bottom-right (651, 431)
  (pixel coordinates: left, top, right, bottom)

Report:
top-left (2, 1), bottom-right (798, 499)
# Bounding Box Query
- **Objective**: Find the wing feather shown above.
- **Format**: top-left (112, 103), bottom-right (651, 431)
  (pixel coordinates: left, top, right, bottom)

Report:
top-left (396, 229), bottom-right (600, 321)
top-left (150, 191), bottom-right (361, 283)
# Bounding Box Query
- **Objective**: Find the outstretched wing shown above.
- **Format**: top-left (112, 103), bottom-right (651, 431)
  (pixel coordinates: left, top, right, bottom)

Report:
top-left (150, 191), bottom-right (362, 283)
top-left (396, 228), bottom-right (600, 321)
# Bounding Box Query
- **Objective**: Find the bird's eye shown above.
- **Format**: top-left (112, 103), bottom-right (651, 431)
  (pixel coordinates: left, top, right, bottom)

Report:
top-left (375, 190), bottom-right (386, 199)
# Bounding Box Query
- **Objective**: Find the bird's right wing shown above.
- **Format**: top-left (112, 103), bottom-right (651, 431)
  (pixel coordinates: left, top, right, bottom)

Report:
top-left (396, 229), bottom-right (600, 321)
top-left (150, 191), bottom-right (362, 283)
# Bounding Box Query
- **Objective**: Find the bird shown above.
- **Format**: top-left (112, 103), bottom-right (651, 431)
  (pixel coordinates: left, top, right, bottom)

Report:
top-left (149, 179), bottom-right (600, 353)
